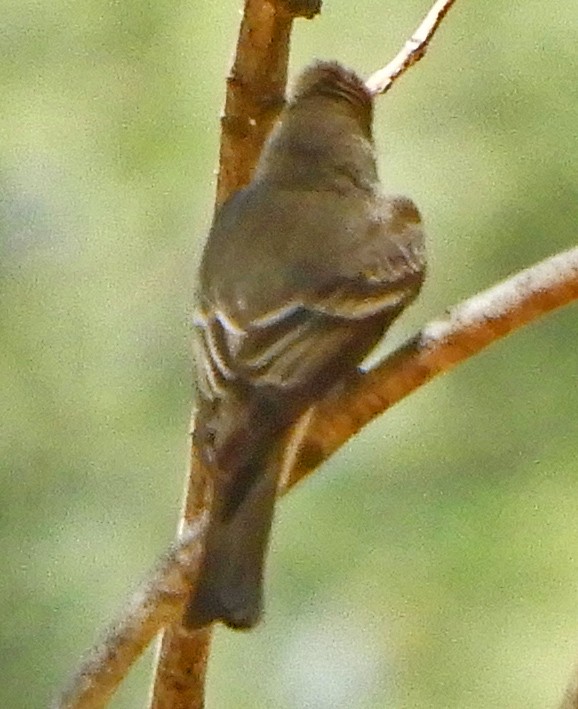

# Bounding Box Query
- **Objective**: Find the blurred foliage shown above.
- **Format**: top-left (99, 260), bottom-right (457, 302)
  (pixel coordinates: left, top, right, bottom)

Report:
top-left (1, 1), bottom-right (577, 707)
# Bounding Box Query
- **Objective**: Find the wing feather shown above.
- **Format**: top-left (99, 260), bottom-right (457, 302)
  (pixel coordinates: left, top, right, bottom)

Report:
top-left (194, 194), bottom-right (426, 400)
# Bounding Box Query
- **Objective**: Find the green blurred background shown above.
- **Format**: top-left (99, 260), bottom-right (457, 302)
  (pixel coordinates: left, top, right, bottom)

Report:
top-left (1, 1), bottom-right (577, 707)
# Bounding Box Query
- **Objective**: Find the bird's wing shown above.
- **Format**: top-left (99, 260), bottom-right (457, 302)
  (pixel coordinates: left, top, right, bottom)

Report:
top-left (194, 195), bottom-right (426, 399)
top-left (194, 302), bottom-right (354, 398)
top-left (308, 195), bottom-right (425, 318)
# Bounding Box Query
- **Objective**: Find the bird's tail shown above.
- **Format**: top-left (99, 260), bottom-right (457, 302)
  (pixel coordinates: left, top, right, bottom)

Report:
top-left (183, 446), bottom-right (281, 630)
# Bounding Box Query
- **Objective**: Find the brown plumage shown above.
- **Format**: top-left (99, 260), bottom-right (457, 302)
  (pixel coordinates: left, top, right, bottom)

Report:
top-left (184, 61), bottom-right (426, 629)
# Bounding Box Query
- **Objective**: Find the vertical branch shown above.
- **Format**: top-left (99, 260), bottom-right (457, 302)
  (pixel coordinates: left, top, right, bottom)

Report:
top-left (216, 0), bottom-right (322, 204)
top-left (148, 445), bottom-right (213, 709)
top-left (150, 1), bottom-right (320, 706)
top-left (216, 3), bottom-right (291, 205)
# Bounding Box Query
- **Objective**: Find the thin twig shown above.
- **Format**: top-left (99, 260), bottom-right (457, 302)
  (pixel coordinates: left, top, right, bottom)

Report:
top-left (365, 0), bottom-right (458, 95)
top-left (53, 245), bottom-right (578, 709)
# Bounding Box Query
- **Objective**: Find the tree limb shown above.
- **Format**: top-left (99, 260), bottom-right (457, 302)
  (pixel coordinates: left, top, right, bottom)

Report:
top-left (53, 245), bottom-right (578, 709)
top-left (288, 245), bottom-right (578, 486)
top-left (52, 516), bottom-right (208, 709)
top-left (365, 0), bottom-right (458, 96)
top-left (151, 1), bottom-right (322, 706)
top-left (215, 0), bottom-right (320, 206)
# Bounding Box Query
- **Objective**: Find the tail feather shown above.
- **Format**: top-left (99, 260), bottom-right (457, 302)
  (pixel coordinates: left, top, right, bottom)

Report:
top-left (184, 453), bottom-right (281, 629)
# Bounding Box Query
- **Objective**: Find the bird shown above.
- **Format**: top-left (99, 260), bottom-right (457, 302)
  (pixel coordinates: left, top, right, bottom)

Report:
top-left (184, 60), bottom-right (426, 630)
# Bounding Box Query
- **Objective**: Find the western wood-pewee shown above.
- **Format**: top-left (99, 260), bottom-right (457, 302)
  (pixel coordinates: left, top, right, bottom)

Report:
top-left (185, 61), bottom-right (426, 629)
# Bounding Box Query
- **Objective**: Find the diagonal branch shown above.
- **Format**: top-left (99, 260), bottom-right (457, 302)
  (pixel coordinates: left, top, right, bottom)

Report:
top-left (53, 245), bottom-right (578, 709)
top-left (288, 245), bottom-right (578, 486)
top-left (365, 0), bottom-right (458, 95)
top-left (52, 0), bottom-right (578, 702)
top-left (52, 517), bottom-right (208, 709)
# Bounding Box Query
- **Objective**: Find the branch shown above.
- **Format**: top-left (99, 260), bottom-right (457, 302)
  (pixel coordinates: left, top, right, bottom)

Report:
top-left (52, 516), bottom-right (208, 709)
top-left (150, 0), bottom-right (321, 706)
top-left (215, 0), bottom-right (320, 206)
top-left (365, 0), bottom-right (458, 95)
top-left (287, 246), bottom-right (578, 486)
top-left (53, 246), bottom-right (578, 709)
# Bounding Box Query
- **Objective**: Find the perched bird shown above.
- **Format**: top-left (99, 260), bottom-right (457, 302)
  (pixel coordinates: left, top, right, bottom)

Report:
top-left (185, 60), bottom-right (426, 629)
